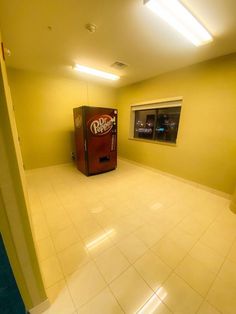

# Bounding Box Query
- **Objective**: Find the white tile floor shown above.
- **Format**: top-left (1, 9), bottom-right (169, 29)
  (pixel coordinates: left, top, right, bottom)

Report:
top-left (26, 159), bottom-right (236, 314)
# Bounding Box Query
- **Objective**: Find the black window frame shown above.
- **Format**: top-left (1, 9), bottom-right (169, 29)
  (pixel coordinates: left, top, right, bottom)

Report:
top-left (131, 99), bottom-right (182, 144)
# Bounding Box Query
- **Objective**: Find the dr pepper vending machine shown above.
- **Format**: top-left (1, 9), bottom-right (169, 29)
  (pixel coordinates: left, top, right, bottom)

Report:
top-left (73, 106), bottom-right (117, 176)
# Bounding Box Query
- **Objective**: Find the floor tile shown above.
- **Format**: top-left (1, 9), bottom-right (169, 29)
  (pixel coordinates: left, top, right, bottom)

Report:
top-left (87, 203), bottom-right (106, 214)
top-left (167, 226), bottom-right (199, 251)
top-left (106, 220), bottom-right (135, 244)
top-left (46, 211), bottom-right (72, 235)
top-left (134, 224), bottom-right (165, 248)
top-left (57, 242), bottom-right (90, 276)
top-left (45, 280), bottom-right (75, 314)
top-left (207, 276), bottom-right (236, 314)
top-left (136, 294), bottom-right (172, 314)
top-left (117, 233), bottom-right (148, 264)
top-left (151, 236), bottom-right (188, 269)
top-left (197, 301), bottom-right (221, 314)
top-left (121, 213), bottom-right (145, 230)
top-left (52, 226), bottom-right (80, 253)
top-left (36, 236), bottom-right (56, 261)
top-left (134, 251), bottom-right (172, 292)
top-left (67, 261), bottom-right (106, 308)
top-left (93, 208), bottom-right (116, 228)
top-left (109, 266), bottom-right (153, 314)
top-left (177, 216), bottom-right (207, 238)
top-left (83, 229), bottom-right (114, 258)
top-left (156, 273), bottom-right (203, 314)
top-left (189, 242), bottom-right (224, 274)
top-left (26, 160), bottom-right (233, 314)
top-left (200, 223), bottom-right (235, 257)
top-left (34, 222), bottom-right (50, 241)
top-left (227, 240), bottom-right (236, 264)
top-left (95, 246), bottom-right (130, 283)
top-left (75, 218), bottom-right (104, 239)
top-left (77, 287), bottom-right (124, 314)
top-left (175, 254), bottom-right (216, 296)
top-left (40, 256), bottom-right (64, 288)
top-left (31, 212), bottom-right (47, 228)
top-left (67, 206), bottom-right (92, 225)
top-left (218, 259), bottom-right (236, 288)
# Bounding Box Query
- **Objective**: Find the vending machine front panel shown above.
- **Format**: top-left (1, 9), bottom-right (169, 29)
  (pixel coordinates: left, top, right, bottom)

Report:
top-left (86, 107), bottom-right (117, 175)
top-left (73, 106), bottom-right (117, 176)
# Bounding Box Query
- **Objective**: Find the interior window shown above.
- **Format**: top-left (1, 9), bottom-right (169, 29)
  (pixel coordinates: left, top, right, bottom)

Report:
top-left (132, 100), bottom-right (182, 144)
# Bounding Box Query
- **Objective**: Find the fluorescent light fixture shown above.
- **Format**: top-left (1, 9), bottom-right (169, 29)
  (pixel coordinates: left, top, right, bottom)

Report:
top-left (144, 0), bottom-right (213, 46)
top-left (74, 64), bottom-right (120, 81)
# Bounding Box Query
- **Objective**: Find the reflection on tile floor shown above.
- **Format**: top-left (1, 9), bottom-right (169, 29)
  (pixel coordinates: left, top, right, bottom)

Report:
top-left (26, 159), bottom-right (236, 314)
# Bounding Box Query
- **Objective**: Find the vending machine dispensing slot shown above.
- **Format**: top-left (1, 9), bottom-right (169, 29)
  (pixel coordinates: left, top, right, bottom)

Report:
top-left (73, 106), bottom-right (117, 176)
top-left (99, 156), bottom-right (110, 163)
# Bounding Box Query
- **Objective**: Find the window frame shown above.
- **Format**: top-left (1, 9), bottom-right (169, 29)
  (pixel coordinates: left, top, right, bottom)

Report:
top-left (129, 97), bottom-right (183, 145)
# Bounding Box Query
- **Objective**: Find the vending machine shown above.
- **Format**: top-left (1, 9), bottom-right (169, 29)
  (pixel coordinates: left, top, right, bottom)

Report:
top-left (73, 106), bottom-right (117, 176)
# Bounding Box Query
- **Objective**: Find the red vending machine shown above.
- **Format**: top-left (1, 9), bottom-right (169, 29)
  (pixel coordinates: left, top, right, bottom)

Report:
top-left (73, 106), bottom-right (117, 176)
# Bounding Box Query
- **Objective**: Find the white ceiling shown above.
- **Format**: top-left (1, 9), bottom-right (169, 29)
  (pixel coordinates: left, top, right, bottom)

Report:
top-left (0, 0), bottom-right (236, 87)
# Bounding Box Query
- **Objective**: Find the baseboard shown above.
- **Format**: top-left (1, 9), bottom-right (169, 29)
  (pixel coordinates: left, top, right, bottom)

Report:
top-left (28, 299), bottom-right (50, 314)
top-left (118, 156), bottom-right (231, 200)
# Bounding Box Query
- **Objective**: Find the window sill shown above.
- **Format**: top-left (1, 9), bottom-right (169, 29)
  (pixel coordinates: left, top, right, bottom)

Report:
top-left (128, 137), bottom-right (177, 147)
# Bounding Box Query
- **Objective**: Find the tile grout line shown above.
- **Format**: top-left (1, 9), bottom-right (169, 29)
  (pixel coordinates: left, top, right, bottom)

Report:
top-left (144, 206), bottom-right (226, 313)
top-left (50, 175), bottom-right (130, 312)
top-left (199, 232), bottom-right (236, 314)
top-left (49, 181), bottom-right (99, 312)
top-left (27, 162), bottom-right (233, 314)
top-left (36, 182), bottom-right (79, 312)
top-left (177, 206), bottom-right (234, 314)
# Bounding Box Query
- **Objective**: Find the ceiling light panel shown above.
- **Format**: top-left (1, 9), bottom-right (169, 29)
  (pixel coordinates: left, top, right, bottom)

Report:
top-left (144, 0), bottom-right (213, 46)
top-left (74, 64), bottom-right (120, 81)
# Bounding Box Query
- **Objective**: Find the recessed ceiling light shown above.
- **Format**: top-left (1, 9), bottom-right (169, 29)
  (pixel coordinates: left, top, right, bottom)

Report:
top-left (144, 0), bottom-right (213, 46)
top-left (73, 64), bottom-right (120, 81)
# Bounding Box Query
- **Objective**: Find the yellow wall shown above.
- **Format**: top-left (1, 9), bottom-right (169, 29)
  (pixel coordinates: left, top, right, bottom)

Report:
top-left (117, 53), bottom-right (236, 194)
top-left (0, 33), bottom-right (47, 310)
top-left (8, 68), bottom-right (117, 169)
top-left (8, 54), bottom-right (236, 194)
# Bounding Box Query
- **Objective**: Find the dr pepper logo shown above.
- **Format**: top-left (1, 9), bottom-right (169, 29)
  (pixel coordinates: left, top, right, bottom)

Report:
top-left (88, 114), bottom-right (115, 136)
